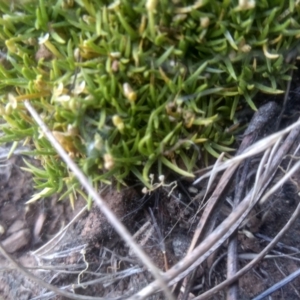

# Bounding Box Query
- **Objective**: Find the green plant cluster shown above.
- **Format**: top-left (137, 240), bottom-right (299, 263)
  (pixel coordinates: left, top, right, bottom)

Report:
top-left (0, 0), bottom-right (299, 205)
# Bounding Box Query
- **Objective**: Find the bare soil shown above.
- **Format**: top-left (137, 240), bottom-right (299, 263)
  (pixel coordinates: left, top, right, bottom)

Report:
top-left (1, 151), bottom-right (300, 299)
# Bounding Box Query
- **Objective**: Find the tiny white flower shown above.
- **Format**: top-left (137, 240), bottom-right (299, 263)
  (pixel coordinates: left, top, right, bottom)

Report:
top-left (123, 83), bottom-right (137, 102)
top-left (53, 82), bottom-right (64, 97)
top-left (110, 52), bottom-right (121, 58)
top-left (56, 94), bottom-right (71, 102)
top-left (237, 0), bottom-right (255, 10)
top-left (104, 153), bottom-right (114, 170)
top-left (74, 48), bottom-right (80, 60)
top-left (200, 17), bottom-right (210, 28)
top-left (38, 33), bottom-right (50, 45)
top-left (73, 81), bottom-right (86, 95)
top-left (108, 0), bottom-right (120, 10)
top-left (8, 93), bottom-right (17, 109)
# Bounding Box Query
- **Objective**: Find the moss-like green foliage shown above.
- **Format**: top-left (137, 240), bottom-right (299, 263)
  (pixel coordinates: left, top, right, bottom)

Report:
top-left (0, 0), bottom-right (299, 204)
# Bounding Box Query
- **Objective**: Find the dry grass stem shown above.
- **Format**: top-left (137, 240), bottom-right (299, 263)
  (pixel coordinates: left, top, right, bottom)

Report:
top-left (132, 118), bottom-right (300, 299)
top-left (194, 199), bottom-right (300, 299)
top-left (0, 242), bottom-right (107, 300)
top-left (194, 117), bottom-right (300, 185)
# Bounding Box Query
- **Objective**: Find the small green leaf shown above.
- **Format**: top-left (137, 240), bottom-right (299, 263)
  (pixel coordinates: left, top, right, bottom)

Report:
top-left (160, 156), bottom-right (194, 178)
top-left (254, 82), bottom-right (284, 94)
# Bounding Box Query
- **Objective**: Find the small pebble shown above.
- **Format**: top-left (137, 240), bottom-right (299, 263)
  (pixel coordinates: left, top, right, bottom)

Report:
top-left (7, 220), bottom-right (26, 234)
top-left (1, 229), bottom-right (31, 253)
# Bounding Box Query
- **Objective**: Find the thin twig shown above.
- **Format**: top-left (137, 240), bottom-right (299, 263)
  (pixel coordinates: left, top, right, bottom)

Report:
top-left (255, 233), bottom-right (300, 253)
top-left (209, 252), bottom-right (227, 286)
top-left (131, 118), bottom-right (300, 299)
top-left (180, 103), bottom-right (279, 299)
top-left (274, 63), bottom-right (294, 131)
top-left (227, 102), bottom-right (279, 299)
top-left (252, 267), bottom-right (300, 300)
top-left (148, 208), bottom-right (168, 271)
top-left (194, 118), bottom-right (300, 185)
top-left (227, 159), bottom-right (249, 300)
top-left (274, 260), bottom-right (300, 298)
top-left (193, 165), bottom-right (300, 299)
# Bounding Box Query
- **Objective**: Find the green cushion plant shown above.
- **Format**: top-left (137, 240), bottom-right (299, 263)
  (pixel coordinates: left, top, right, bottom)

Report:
top-left (0, 0), bottom-right (299, 207)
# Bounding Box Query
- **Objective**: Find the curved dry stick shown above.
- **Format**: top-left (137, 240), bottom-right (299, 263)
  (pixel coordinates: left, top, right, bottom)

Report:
top-left (178, 102), bottom-right (280, 298)
top-left (131, 190), bottom-right (258, 299)
top-left (24, 100), bottom-right (174, 300)
top-left (252, 267), bottom-right (300, 300)
top-left (187, 162), bottom-right (239, 255)
top-left (193, 193), bottom-right (300, 300)
top-left (178, 162), bottom-right (239, 299)
top-left (132, 157), bottom-right (300, 299)
top-left (131, 121), bottom-right (300, 299)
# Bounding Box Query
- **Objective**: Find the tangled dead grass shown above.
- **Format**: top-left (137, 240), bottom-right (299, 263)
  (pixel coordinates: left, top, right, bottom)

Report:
top-left (1, 97), bottom-right (300, 299)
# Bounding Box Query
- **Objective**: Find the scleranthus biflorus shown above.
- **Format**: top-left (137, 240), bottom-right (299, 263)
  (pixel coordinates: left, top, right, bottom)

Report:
top-left (0, 0), bottom-right (299, 204)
